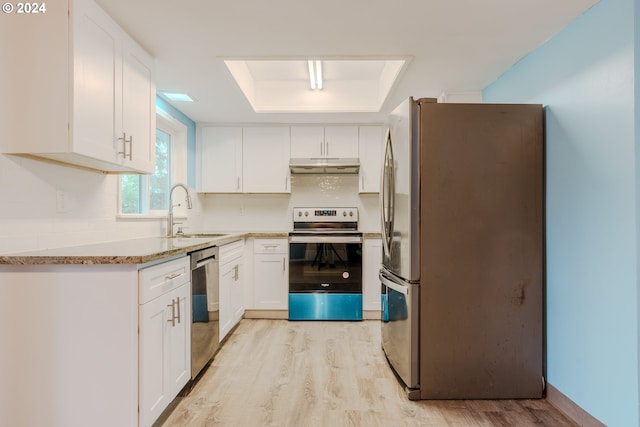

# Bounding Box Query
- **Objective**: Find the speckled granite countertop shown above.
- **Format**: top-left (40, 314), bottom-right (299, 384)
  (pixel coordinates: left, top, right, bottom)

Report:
top-left (0, 231), bottom-right (380, 265)
top-left (0, 232), bottom-right (277, 265)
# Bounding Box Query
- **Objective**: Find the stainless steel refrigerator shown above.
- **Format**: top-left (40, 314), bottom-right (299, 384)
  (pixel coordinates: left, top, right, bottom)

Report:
top-left (380, 97), bottom-right (544, 399)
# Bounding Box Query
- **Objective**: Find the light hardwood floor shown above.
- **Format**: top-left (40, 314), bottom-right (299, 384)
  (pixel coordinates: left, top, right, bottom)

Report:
top-left (160, 319), bottom-right (575, 427)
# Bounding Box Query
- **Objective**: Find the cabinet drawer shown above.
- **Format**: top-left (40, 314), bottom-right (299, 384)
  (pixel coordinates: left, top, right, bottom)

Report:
top-left (219, 239), bottom-right (244, 261)
top-left (139, 257), bottom-right (190, 305)
top-left (253, 238), bottom-right (287, 254)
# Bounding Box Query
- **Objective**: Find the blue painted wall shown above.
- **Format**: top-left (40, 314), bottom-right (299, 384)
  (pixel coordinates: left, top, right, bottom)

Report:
top-left (155, 97), bottom-right (197, 188)
top-left (484, 1), bottom-right (638, 425)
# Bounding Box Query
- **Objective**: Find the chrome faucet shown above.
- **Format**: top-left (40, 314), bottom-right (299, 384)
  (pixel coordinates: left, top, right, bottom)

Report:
top-left (167, 183), bottom-right (193, 237)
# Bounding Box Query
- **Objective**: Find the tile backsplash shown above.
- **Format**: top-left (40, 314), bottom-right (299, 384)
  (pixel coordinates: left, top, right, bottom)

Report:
top-left (190, 174), bottom-right (380, 233)
top-left (0, 155), bottom-right (163, 254)
top-left (0, 157), bottom-right (380, 255)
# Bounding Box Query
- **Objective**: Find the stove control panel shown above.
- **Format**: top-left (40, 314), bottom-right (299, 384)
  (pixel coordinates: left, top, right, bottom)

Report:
top-left (293, 207), bottom-right (358, 222)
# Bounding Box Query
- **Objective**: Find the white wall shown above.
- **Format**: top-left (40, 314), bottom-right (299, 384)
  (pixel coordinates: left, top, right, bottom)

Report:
top-left (0, 155), bottom-right (164, 255)
top-left (483, 0), bottom-right (638, 425)
top-left (189, 174), bottom-right (380, 233)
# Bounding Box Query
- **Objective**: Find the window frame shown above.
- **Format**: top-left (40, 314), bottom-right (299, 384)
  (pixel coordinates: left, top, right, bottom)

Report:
top-left (117, 109), bottom-right (188, 219)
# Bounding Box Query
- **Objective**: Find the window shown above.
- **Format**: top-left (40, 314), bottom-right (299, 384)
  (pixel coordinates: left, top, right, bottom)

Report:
top-left (119, 110), bottom-right (187, 217)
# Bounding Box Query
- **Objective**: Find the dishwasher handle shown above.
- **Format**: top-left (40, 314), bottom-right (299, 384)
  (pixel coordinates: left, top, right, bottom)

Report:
top-left (379, 271), bottom-right (409, 296)
top-left (195, 255), bottom-right (217, 269)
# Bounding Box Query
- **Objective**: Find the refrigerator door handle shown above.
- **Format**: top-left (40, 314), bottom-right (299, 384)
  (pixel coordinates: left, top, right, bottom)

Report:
top-left (379, 271), bottom-right (408, 295)
top-left (380, 128), bottom-right (395, 258)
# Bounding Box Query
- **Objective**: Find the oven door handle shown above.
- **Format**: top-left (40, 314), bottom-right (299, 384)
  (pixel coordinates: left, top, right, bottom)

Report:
top-left (289, 235), bottom-right (362, 244)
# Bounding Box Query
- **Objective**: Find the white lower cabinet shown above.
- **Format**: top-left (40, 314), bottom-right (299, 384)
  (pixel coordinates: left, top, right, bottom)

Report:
top-left (363, 238), bottom-right (382, 312)
top-left (138, 257), bottom-right (191, 427)
top-left (252, 239), bottom-right (289, 310)
top-left (220, 240), bottom-right (245, 341)
top-left (0, 255), bottom-right (193, 427)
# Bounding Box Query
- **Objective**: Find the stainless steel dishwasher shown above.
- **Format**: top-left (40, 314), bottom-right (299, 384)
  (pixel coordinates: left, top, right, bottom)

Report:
top-left (190, 246), bottom-right (219, 379)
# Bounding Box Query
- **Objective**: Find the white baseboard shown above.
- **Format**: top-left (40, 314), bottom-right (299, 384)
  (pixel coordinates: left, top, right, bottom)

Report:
top-left (243, 310), bottom-right (288, 319)
top-left (244, 310), bottom-right (381, 320)
top-left (363, 310), bottom-right (381, 320)
top-left (546, 383), bottom-right (606, 427)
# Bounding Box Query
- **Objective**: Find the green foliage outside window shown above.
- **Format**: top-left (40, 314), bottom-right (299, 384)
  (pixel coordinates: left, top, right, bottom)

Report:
top-left (120, 128), bottom-right (172, 214)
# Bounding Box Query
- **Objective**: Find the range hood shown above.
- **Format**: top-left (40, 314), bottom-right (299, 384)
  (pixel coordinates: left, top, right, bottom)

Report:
top-left (289, 158), bottom-right (360, 174)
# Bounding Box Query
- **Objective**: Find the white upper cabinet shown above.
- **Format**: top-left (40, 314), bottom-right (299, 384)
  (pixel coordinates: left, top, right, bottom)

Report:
top-left (324, 126), bottom-right (359, 158)
top-left (290, 126), bottom-right (324, 158)
top-left (290, 126), bottom-right (358, 159)
top-left (358, 126), bottom-right (384, 193)
top-left (120, 35), bottom-right (156, 172)
top-left (0, 0), bottom-right (156, 174)
top-left (242, 127), bottom-right (290, 193)
top-left (198, 126), bottom-right (290, 193)
top-left (72, 1), bottom-right (120, 165)
top-left (199, 127), bottom-right (243, 192)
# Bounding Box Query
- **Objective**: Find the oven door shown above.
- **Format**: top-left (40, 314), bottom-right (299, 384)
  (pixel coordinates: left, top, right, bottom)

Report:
top-left (289, 234), bottom-right (363, 320)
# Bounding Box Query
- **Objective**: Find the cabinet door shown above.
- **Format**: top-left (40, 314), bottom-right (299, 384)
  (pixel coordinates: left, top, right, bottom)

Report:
top-left (120, 35), bottom-right (155, 173)
top-left (231, 259), bottom-right (244, 324)
top-left (219, 262), bottom-right (234, 341)
top-left (139, 292), bottom-right (171, 427)
top-left (167, 284), bottom-right (191, 398)
top-left (290, 126), bottom-right (324, 158)
top-left (324, 126), bottom-right (359, 158)
top-left (72, 0), bottom-right (120, 164)
top-left (243, 127), bottom-right (290, 193)
top-left (0, 1), bottom-right (69, 154)
top-left (363, 239), bottom-right (382, 311)
top-left (200, 127), bottom-right (243, 192)
top-left (359, 126), bottom-right (384, 193)
top-left (254, 253), bottom-right (288, 310)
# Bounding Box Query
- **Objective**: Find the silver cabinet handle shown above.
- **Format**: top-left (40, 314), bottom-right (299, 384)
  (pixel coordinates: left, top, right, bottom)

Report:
top-left (236, 177), bottom-right (240, 191)
top-left (326, 141), bottom-right (329, 157)
top-left (282, 257), bottom-right (285, 272)
top-left (320, 141), bottom-right (323, 157)
top-left (167, 298), bottom-right (181, 326)
top-left (165, 272), bottom-right (181, 280)
top-left (118, 132), bottom-right (133, 160)
top-left (167, 299), bottom-right (176, 326)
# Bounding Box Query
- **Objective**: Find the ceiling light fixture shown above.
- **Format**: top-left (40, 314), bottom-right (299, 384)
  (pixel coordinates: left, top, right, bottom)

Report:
top-left (307, 60), bottom-right (323, 90)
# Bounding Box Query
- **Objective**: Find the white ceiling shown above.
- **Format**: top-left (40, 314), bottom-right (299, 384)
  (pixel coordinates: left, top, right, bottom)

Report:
top-left (223, 58), bottom-right (407, 113)
top-left (96, 0), bottom-right (599, 125)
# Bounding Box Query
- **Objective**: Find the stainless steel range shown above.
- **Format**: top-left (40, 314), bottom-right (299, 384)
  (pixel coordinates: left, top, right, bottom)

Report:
top-left (288, 207), bottom-right (363, 321)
